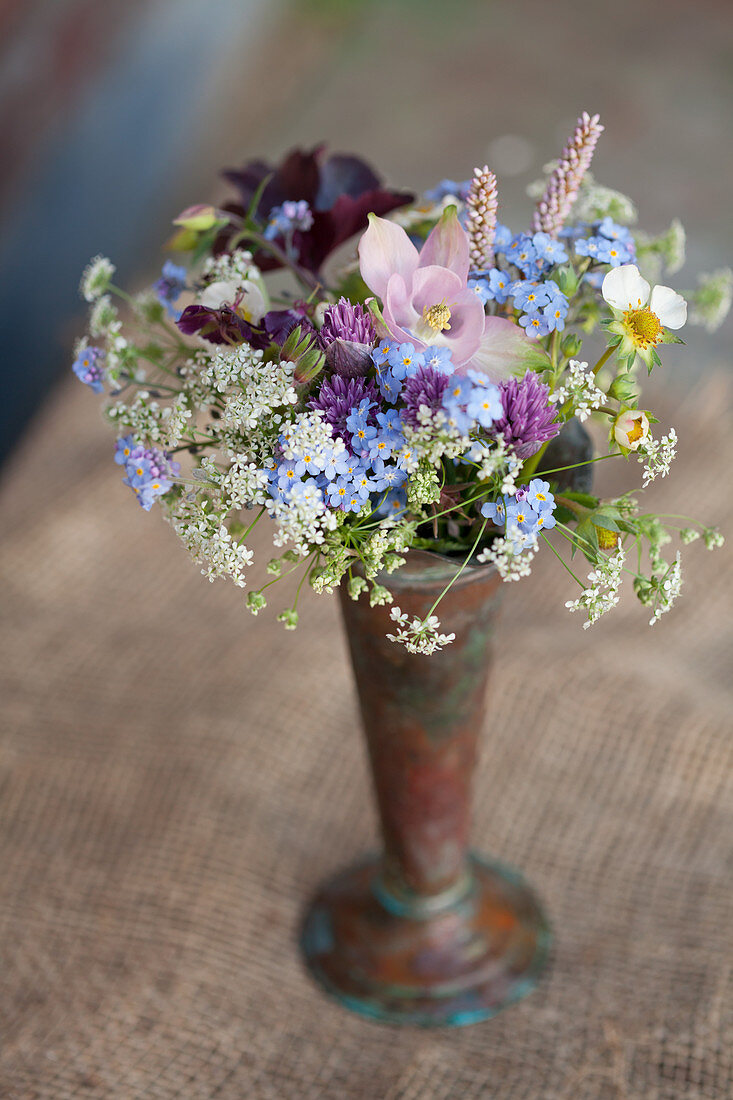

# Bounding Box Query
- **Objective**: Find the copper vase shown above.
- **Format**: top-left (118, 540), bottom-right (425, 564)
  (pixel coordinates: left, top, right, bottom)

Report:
top-left (300, 550), bottom-right (550, 1026)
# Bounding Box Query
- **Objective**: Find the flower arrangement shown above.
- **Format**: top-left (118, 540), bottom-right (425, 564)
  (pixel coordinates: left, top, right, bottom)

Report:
top-left (74, 114), bottom-right (729, 653)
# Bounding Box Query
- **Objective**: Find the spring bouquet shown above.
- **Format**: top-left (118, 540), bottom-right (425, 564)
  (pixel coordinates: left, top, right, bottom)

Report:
top-left (74, 112), bottom-right (730, 653)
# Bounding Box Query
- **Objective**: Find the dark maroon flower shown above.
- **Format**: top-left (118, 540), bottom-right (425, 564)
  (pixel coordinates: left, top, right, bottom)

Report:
top-left (176, 304), bottom-right (267, 347)
top-left (262, 308), bottom-right (315, 347)
top-left (216, 146), bottom-right (413, 274)
top-left (493, 372), bottom-right (561, 458)
top-left (401, 366), bottom-right (450, 428)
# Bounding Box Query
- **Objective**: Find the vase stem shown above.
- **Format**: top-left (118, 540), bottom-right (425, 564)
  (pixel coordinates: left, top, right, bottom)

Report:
top-left (300, 551), bottom-right (551, 1027)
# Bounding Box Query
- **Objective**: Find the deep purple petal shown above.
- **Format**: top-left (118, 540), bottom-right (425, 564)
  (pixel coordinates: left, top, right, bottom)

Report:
top-left (315, 154), bottom-right (382, 210)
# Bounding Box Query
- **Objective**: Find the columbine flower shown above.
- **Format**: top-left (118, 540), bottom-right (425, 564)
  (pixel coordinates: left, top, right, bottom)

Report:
top-left (80, 256), bottom-right (115, 302)
top-left (72, 345), bottom-right (106, 393)
top-left (358, 206), bottom-right (533, 380)
top-left (613, 408), bottom-right (650, 451)
top-left (493, 372), bottom-right (561, 458)
top-left (602, 264), bottom-right (686, 369)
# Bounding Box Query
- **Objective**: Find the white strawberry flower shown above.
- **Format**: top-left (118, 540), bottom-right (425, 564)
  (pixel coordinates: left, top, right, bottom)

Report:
top-left (613, 408), bottom-right (650, 451)
top-left (602, 264), bottom-right (686, 369)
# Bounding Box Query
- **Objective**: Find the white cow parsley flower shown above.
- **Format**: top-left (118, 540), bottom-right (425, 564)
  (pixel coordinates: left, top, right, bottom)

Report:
top-left (565, 546), bottom-right (625, 628)
top-left (387, 606), bottom-right (456, 655)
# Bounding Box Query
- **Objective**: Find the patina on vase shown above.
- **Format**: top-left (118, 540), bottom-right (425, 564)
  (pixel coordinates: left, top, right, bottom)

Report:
top-left (300, 549), bottom-right (550, 1026)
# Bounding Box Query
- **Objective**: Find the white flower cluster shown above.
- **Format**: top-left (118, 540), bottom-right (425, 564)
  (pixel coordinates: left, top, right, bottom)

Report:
top-left (387, 607), bottom-right (456, 655)
top-left (166, 495), bottom-right (254, 588)
top-left (195, 455), bottom-right (269, 511)
top-left (639, 428), bottom-right (677, 487)
top-left (647, 552), bottom-right (683, 626)
top-left (477, 532), bottom-right (538, 581)
top-left (565, 546), bottom-right (625, 628)
top-left (401, 410), bottom-right (472, 473)
top-left (549, 360), bottom-right (606, 422)
top-left (159, 393), bottom-right (194, 448)
top-left (89, 295), bottom-right (130, 374)
top-left (268, 482), bottom-right (338, 557)
top-left (464, 437), bottom-right (518, 489)
top-left (280, 411), bottom-right (344, 472)
top-left (80, 256), bottom-right (115, 302)
top-left (210, 348), bottom-right (297, 438)
top-left (107, 390), bottom-right (164, 442)
top-left (201, 249), bottom-right (256, 286)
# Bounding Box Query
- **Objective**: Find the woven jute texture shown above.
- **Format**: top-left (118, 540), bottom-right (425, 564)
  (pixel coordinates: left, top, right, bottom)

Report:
top-left (1, 378), bottom-right (731, 1099)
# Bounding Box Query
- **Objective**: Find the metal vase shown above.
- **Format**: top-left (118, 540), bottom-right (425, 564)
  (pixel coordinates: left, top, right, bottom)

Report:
top-left (300, 550), bottom-right (550, 1026)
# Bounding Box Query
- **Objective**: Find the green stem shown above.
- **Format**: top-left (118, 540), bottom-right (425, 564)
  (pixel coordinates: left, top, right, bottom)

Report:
top-left (237, 506), bottom-right (265, 546)
top-left (592, 346), bottom-right (614, 376)
top-left (541, 533), bottom-right (585, 588)
top-left (422, 519), bottom-right (487, 622)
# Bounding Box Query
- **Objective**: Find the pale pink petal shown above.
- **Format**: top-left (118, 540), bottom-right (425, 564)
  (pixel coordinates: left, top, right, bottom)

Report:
top-left (433, 287), bottom-right (485, 363)
top-left (649, 284), bottom-right (687, 329)
top-left (459, 316), bottom-right (534, 381)
top-left (409, 266), bottom-right (464, 315)
top-left (418, 206), bottom-right (470, 281)
top-left (357, 214), bottom-right (419, 300)
top-left (384, 273), bottom-right (420, 332)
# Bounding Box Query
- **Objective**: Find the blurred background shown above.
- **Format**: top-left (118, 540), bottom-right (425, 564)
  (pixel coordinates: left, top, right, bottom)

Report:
top-left (0, 0), bottom-right (731, 464)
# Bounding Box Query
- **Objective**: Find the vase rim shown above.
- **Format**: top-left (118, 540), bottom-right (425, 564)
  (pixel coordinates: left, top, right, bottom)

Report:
top-left (376, 547), bottom-right (498, 592)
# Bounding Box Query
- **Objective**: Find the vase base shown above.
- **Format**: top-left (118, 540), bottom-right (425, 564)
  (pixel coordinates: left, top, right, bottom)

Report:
top-left (300, 853), bottom-right (551, 1027)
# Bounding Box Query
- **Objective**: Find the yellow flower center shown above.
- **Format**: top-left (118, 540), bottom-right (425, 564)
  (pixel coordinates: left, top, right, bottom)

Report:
top-left (625, 416), bottom-right (646, 444)
top-left (624, 306), bottom-right (663, 350)
top-left (422, 302), bottom-right (452, 332)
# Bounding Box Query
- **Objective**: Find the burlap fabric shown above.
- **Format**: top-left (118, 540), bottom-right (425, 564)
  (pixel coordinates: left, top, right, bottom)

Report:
top-left (1, 377), bottom-right (731, 1099)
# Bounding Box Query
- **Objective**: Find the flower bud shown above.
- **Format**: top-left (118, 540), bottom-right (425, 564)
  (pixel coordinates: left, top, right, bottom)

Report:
top-left (173, 204), bottom-right (221, 231)
top-left (613, 408), bottom-right (650, 451)
top-left (560, 332), bottom-right (583, 358)
top-left (324, 338), bottom-right (372, 378)
top-left (607, 374), bottom-right (638, 402)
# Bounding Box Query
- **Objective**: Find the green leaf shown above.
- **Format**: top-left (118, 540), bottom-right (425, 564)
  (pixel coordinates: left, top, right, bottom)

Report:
top-left (564, 491), bottom-right (600, 508)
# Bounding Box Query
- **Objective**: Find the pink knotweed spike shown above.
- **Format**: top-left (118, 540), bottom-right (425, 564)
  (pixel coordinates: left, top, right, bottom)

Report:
top-left (466, 165), bottom-right (498, 270)
top-left (533, 111), bottom-right (604, 237)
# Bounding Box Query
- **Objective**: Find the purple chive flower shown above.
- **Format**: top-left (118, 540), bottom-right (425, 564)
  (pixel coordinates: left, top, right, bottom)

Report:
top-left (309, 375), bottom-right (380, 443)
top-left (318, 298), bottom-right (376, 378)
top-left (72, 346), bottom-right (106, 393)
top-left (401, 365), bottom-right (450, 428)
top-left (319, 298), bottom-right (375, 347)
top-left (493, 372), bottom-right (561, 458)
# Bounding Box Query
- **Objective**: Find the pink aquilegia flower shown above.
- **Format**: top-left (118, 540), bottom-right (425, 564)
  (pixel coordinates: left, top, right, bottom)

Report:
top-left (358, 206), bottom-right (532, 380)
